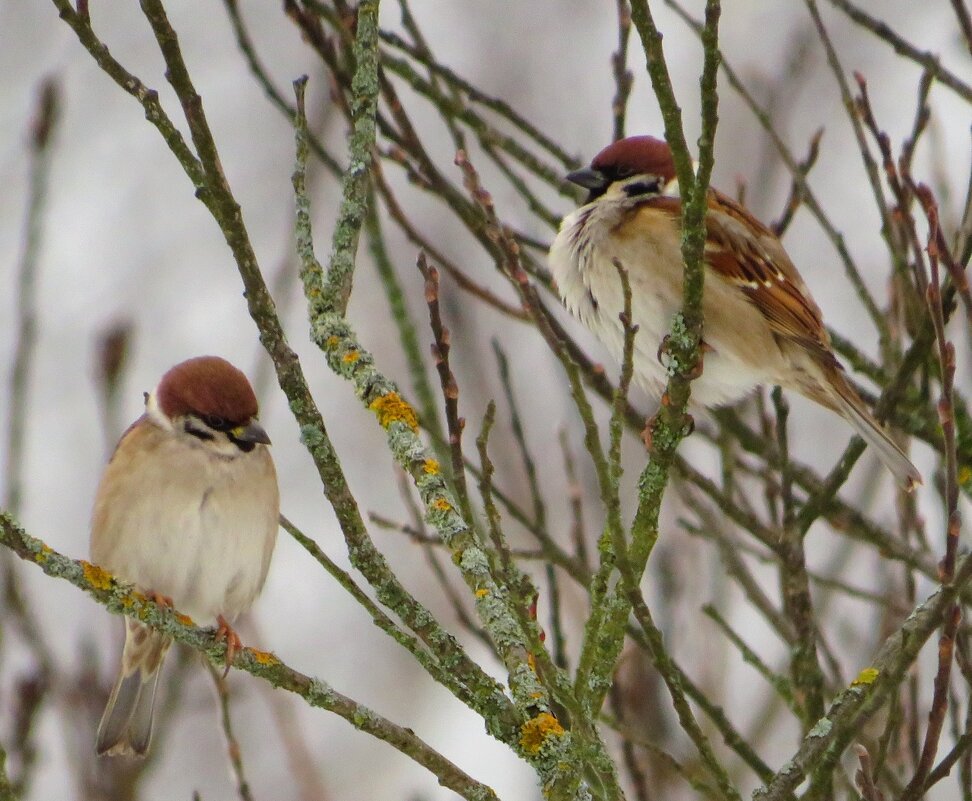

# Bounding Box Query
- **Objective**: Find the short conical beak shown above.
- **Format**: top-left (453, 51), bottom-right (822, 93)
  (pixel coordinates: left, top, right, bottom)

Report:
top-left (565, 167), bottom-right (608, 192)
top-left (231, 420), bottom-right (271, 446)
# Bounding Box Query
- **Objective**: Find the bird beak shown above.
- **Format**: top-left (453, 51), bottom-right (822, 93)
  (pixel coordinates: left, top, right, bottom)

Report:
top-left (231, 420), bottom-right (271, 446)
top-left (565, 167), bottom-right (608, 193)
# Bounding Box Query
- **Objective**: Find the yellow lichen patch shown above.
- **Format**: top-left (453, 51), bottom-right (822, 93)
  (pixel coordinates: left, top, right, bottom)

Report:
top-left (475, 588), bottom-right (489, 599)
top-left (249, 648), bottom-right (280, 666)
top-left (175, 613), bottom-right (194, 626)
top-left (959, 466), bottom-right (972, 486)
top-left (81, 561), bottom-right (114, 591)
top-left (369, 392), bottom-right (419, 431)
top-left (852, 667), bottom-right (879, 687)
top-left (342, 350), bottom-right (360, 364)
top-left (432, 498), bottom-right (453, 513)
top-left (423, 459), bottom-right (440, 475)
top-left (325, 335), bottom-right (340, 350)
top-left (527, 652), bottom-right (537, 672)
top-left (37, 544), bottom-right (53, 563)
top-left (520, 712), bottom-right (564, 755)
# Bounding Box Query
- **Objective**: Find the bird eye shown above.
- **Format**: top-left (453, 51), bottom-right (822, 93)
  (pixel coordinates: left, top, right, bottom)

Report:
top-left (201, 414), bottom-right (228, 430)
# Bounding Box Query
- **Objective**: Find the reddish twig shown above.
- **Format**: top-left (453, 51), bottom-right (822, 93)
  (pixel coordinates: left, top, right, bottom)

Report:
top-left (417, 253), bottom-right (474, 522)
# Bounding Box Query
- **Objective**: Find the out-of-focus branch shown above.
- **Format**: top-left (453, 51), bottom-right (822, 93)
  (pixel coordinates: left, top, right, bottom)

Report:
top-left (208, 665), bottom-right (256, 801)
top-left (825, 0), bottom-right (972, 103)
top-left (2, 77), bottom-right (60, 799)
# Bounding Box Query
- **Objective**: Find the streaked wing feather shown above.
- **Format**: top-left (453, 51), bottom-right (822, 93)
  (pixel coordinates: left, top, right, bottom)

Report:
top-left (635, 191), bottom-right (832, 357)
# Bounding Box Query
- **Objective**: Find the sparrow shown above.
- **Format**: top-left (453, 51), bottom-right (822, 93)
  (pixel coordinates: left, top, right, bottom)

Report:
top-left (90, 356), bottom-right (279, 756)
top-left (549, 135), bottom-right (921, 490)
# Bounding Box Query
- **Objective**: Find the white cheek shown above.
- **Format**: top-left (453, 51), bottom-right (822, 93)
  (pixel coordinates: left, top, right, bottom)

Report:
top-left (145, 391), bottom-right (174, 432)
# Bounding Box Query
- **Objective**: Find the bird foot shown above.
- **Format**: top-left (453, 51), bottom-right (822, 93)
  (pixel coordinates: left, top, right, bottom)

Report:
top-left (641, 411), bottom-right (695, 449)
top-left (683, 413), bottom-right (696, 437)
top-left (146, 590), bottom-right (174, 609)
top-left (641, 416), bottom-right (656, 450)
top-left (683, 355), bottom-right (705, 381)
top-left (214, 615), bottom-right (242, 677)
top-left (656, 335), bottom-right (671, 365)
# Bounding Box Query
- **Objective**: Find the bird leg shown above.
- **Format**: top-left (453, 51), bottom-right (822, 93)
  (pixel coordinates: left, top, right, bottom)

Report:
top-left (214, 615), bottom-right (243, 677)
top-left (146, 590), bottom-right (174, 609)
top-left (657, 335), bottom-right (710, 380)
top-left (640, 419), bottom-right (654, 450)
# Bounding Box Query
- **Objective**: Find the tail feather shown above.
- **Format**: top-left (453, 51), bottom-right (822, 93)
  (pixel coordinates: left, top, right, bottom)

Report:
top-left (96, 620), bottom-right (169, 757)
top-left (829, 376), bottom-right (922, 491)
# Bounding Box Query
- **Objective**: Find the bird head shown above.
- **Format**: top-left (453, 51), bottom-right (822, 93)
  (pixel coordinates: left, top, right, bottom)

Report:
top-left (146, 356), bottom-right (270, 458)
top-left (566, 136), bottom-right (679, 204)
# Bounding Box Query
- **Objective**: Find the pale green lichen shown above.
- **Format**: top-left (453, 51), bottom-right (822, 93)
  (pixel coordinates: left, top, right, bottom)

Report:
top-left (306, 678), bottom-right (336, 708)
top-left (459, 547), bottom-right (490, 575)
top-left (299, 424), bottom-right (325, 449)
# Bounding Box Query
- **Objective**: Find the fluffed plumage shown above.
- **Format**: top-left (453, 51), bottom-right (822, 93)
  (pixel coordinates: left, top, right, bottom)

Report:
top-left (549, 136), bottom-right (921, 490)
top-left (91, 356), bottom-right (279, 756)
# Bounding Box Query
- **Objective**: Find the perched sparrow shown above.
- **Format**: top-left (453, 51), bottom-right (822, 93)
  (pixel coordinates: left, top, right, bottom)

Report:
top-left (549, 136), bottom-right (921, 490)
top-left (91, 356), bottom-right (279, 756)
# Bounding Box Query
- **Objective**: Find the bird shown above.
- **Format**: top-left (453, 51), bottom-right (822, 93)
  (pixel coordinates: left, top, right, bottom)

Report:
top-left (90, 355), bottom-right (280, 756)
top-left (548, 135), bottom-right (921, 490)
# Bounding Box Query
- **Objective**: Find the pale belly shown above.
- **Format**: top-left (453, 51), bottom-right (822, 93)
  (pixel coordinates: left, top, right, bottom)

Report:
top-left (549, 206), bottom-right (784, 408)
top-left (91, 438), bottom-right (278, 624)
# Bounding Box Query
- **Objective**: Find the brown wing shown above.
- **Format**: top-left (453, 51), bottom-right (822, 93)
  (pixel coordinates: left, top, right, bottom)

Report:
top-left (702, 189), bottom-right (831, 355)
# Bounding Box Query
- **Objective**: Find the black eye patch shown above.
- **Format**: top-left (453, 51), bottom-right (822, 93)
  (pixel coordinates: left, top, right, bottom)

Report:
top-left (227, 433), bottom-right (256, 453)
top-left (184, 420), bottom-right (214, 441)
top-left (623, 178), bottom-right (661, 197)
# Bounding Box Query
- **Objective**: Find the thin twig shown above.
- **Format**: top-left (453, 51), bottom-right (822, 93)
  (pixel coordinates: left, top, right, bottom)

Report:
top-left (208, 665), bottom-right (256, 801)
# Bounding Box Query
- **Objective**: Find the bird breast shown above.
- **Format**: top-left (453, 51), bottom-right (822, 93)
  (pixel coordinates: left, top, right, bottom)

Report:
top-left (90, 421), bottom-right (279, 624)
top-left (549, 199), bottom-right (785, 407)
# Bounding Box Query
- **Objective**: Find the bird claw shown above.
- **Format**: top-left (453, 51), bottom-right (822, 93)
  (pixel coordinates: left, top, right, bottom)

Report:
top-left (656, 335), bottom-right (671, 364)
top-left (641, 410), bottom-right (695, 449)
top-left (683, 355), bottom-right (705, 381)
top-left (683, 413), bottom-right (696, 437)
top-left (147, 590), bottom-right (174, 609)
top-left (214, 615), bottom-right (242, 678)
top-left (641, 416), bottom-right (656, 449)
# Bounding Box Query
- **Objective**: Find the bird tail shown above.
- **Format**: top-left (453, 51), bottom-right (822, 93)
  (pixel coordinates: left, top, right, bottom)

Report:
top-left (827, 370), bottom-right (922, 491)
top-left (96, 619), bottom-right (170, 757)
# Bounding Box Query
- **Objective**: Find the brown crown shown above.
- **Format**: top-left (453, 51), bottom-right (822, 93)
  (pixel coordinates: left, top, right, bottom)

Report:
top-left (156, 356), bottom-right (258, 424)
top-left (590, 135), bottom-right (676, 184)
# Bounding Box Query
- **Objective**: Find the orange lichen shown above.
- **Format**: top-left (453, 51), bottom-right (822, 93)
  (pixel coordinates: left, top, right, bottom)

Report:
top-left (249, 648), bottom-right (280, 666)
top-left (432, 498), bottom-right (452, 513)
top-left (342, 350), bottom-right (360, 364)
top-left (81, 561), bottom-right (114, 591)
top-left (325, 335), bottom-right (340, 350)
top-left (369, 392), bottom-right (419, 431)
top-left (37, 544), bottom-right (53, 563)
top-left (422, 459), bottom-right (440, 475)
top-left (175, 613), bottom-right (194, 626)
top-left (475, 588), bottom-right (489, 599)
top-left (520, 712), bottom-right (564, 754)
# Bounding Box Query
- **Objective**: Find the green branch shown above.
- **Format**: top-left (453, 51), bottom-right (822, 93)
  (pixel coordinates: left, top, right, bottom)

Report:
top-left (0, 511), bottom-right (496, 801)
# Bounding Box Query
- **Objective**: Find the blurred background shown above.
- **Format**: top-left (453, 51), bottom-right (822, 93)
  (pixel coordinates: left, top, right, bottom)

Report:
top-left (1, 2), bottom-right (970, 799)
